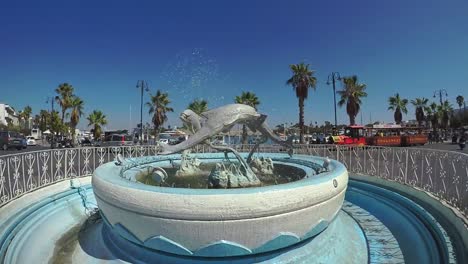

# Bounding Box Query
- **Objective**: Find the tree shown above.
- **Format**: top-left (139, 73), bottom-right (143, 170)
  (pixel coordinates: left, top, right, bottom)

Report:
top-left (286, 63), bottom-right (317, 143)
top-left (146, 90), bottom-right (174, 136)
top-left (39, 110), bottom-right (50, 133)
top-left (55, 83), bottom-right (74, 123)
top-left (87, 110), bottom-right (107, 140)
top-left (235, 91), bottom-right (260, 144)
top-left (425, 102), bottom-right (439, 131)
top-left (410, 97), bottom-right (428, 127)
top-left (437, 100), bottom-right (453, 130)
top-left (188, 99), bottom-right (208, 115)
top-left (388, 93), bottom-right (408, 124)
top-left (19, 105), bottom-right (32, 130)
top-left (337, 75), bottom-right (368, 125)
top-left (69, 96), bottom-right (84, 143)
top-left (456, 95), bottom-right (464, 110)
top-left (49, 111), bottom-right (66, 135)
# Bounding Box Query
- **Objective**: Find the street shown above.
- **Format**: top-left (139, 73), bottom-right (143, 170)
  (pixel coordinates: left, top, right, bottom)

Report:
top-left (418, 142), bottom-right (468, 153)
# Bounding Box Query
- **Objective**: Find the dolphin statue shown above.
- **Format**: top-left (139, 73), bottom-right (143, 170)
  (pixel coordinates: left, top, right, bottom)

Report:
top-left (158, 104), bottom-right (293, 155)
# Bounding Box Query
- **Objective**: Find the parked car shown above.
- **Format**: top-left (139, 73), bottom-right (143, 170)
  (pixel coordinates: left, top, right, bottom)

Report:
top-left (158, 138), bottom-right (169, 145)
top-left (26, 136), bottom-right (36, 146)
top-left (80, 137), bottom-right (94, 147)
top-left (0, 131), bottom-right (23, 150)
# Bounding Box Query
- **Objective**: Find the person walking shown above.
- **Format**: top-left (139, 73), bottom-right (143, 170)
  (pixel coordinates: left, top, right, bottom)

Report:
top-left (459, 133), bottom-right (466, 151)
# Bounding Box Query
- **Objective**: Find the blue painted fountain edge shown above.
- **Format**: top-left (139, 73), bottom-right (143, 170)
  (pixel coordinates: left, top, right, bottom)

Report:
top-left (0, 185), bottom-right (94, 262)
top-left (100, 212), bottom-right (335, 257)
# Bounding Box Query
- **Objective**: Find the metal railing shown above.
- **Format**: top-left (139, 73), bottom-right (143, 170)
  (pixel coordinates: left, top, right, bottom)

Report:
top-left (0, 145), bottom-right (466, 218)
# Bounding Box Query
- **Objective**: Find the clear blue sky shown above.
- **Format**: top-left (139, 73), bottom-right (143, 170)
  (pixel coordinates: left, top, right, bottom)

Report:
top-left (1, 0), bottom-right (467, 130)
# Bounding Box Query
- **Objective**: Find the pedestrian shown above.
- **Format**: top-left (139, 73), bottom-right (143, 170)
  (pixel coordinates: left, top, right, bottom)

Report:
top-left (459, 134), bottom-right (466, 151)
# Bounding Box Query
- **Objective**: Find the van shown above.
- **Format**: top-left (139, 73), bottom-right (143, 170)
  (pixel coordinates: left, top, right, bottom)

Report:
top-left (97, 134), bottom-right (134, 148)
top-left (30, 128), bottom-right (41, 140)
top-left (0, 131), bottom-right (23, 150)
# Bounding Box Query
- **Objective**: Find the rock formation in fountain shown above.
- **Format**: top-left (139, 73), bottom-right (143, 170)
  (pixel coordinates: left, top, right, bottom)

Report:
top-left (175, 150), bottom-right (202, 177)
top-left (208, 162), bottom-right (258, 188)
top-left (250, 157), bottom-right (274, 175)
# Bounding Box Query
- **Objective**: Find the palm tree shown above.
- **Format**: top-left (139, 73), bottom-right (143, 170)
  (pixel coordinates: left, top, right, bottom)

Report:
top-left (39, 110), bottom-right (50, 133)
top-left (235, 91), bottom-right (260, 144)
top-left (146, 90), bottom-right (174, 136)
top-left (410, 97), bottom-right (428, 127)
top-left (55, 83), bottom-right (74, 122)
top-left (188, 99), bottom-right (208, 115)
top-left (19, 106), bottom-right (32, 129)
top-left (87, 110), bottom-right (107, 140)
top-left (456, 95), bottom-right (464, 110)
top-left (337, 75), bottom-right (368, 125)
top-left (69, 96), bottom-right (84, 143)
top-left (388, 93), bottom-right (408, 124)
top-left (286, 63), bottom-right (317, 143)
top-left (425, 102), bottom-right (439, 131)
top-left (437, 100), bottom-right (453, 130)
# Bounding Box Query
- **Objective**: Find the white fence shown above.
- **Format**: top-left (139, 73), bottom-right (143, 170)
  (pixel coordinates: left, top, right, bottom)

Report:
top-left (0, 145), bottom-right (466, 218)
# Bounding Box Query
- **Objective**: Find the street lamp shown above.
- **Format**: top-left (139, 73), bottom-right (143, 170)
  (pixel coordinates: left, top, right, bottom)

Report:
top-left (46, 96), bottom-right (56, 113)
top-left (433, 89), bottom-right (448, 105)
top-left (136, 80), bottom-right (149, 143)
top-left (327, 72), bottom-right (341, 128)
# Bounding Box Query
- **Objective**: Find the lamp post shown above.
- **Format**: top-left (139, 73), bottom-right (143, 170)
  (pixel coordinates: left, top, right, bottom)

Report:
top-left (327, 72), bottom-right (341, 128)
top-left (433, 89), bottom-right (448, 105)
top-left (46, 96), bottom-right (55, 113)
top-left (136, 80), bottom-right (149, 143)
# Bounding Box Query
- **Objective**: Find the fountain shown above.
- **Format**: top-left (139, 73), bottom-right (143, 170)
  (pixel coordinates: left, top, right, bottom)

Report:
top-left (91, 104), bottom-right (352, 259)
top-left (0, 104), bottom-right (466, 263)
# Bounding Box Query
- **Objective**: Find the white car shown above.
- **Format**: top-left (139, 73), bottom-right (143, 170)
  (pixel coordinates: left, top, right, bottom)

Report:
top-left (26, 136), bottom-right (36, 146)
top-left (158, 138), bottom-right (169, 144)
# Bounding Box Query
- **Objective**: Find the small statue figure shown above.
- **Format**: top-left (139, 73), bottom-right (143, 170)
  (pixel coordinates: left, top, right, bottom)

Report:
top-left (208, 162), bottom-right (259, 188)
top-left (250, 157), bottom-right (274, 175)
top-left (175, 150), bottom-right (202, 177)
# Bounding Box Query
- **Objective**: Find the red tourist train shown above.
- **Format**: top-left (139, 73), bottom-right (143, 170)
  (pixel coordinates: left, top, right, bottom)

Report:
top-left (332, 125), bottom-right (428, 147)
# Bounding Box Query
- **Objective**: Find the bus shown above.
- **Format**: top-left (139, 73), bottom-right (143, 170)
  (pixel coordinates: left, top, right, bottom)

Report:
top-left (333, 125), bottom-right (428, 147)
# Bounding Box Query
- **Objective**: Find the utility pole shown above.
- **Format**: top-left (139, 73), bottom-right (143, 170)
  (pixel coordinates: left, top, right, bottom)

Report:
top-left (433, 89), bottom-right (448, 105)
top-left (136, 80), bottom-right (149, 143)
top-left (327, 72), bottom-right (341, 128)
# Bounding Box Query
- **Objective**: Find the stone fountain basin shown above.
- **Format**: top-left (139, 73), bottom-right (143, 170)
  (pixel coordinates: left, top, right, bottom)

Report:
top-left (92, 153), bottom-right (348, 257)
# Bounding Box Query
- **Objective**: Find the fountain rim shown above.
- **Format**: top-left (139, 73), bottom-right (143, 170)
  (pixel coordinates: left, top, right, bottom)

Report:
top-left (92, 153), bottom-right (348, 221)
top-left (97, 153), bottom-right (346, 195)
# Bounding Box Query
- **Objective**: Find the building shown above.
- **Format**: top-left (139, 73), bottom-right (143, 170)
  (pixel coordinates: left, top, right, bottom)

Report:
top-left (0, 103), bottom-right (19, 126)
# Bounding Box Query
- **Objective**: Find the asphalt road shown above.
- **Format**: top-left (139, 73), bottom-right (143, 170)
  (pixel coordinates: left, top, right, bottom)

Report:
top-left (417, 142), bottom-right (468, 153)
top-left (0, 145), bottom-right (49, 156)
